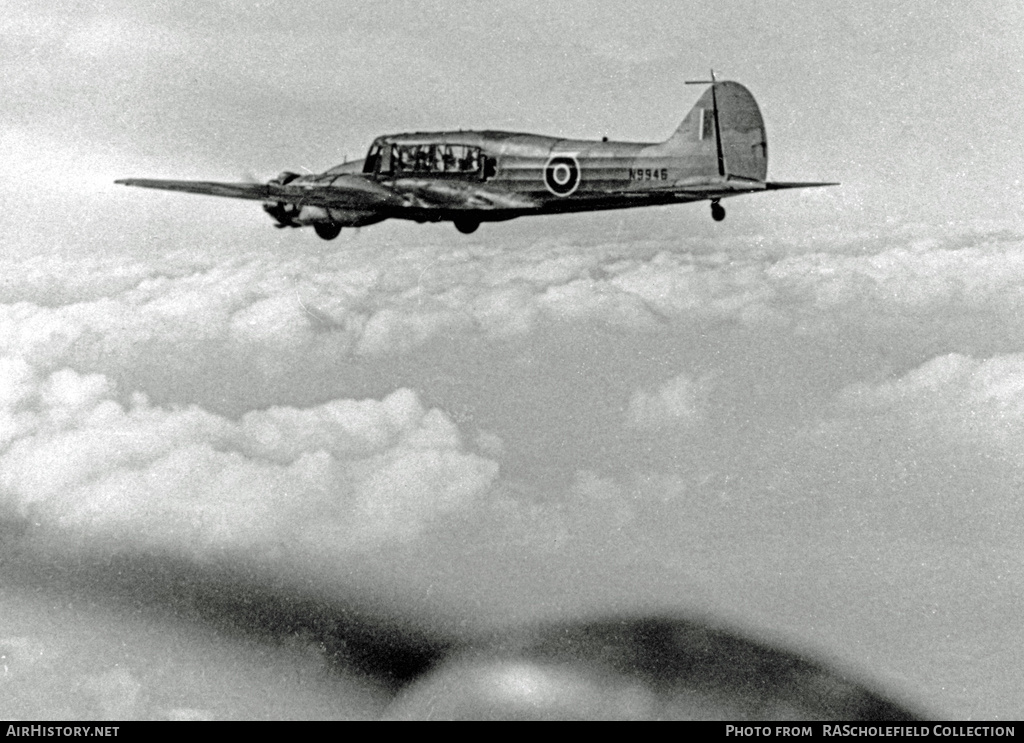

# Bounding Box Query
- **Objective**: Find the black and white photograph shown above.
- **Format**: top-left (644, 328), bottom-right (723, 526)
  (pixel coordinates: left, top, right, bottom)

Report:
top-left (1, 0), bottom-right (1021, 722)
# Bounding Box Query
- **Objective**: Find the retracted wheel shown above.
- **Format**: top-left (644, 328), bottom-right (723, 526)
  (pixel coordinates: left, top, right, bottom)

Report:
top-left (710, 201), bottom-right (726, 222)
top-left (314, 223), bottom-right (342, 240)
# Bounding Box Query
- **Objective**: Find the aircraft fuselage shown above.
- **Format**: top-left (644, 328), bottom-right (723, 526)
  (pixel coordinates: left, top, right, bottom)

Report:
top-left (288, 131), bottom-right (741, 229)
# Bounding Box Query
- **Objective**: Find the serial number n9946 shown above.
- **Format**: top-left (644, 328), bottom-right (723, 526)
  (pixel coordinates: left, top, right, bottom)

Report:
top-left (629, 168), bottom-right (668, 181)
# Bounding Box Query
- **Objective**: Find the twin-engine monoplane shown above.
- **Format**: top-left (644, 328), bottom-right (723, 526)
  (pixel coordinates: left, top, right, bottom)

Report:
top-left (117, 74), bottom-right (836, 239)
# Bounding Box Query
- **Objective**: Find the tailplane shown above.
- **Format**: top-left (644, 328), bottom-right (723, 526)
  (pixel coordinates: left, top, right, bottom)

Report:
top-left (661, 77), bottom-right (768, 183)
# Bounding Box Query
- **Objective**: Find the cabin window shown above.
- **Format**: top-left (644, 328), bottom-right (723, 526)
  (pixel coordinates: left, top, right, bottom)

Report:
top-left (391, 144), bottom-right (484, 175)
top-left (363, 144), bottom-right (381, 174)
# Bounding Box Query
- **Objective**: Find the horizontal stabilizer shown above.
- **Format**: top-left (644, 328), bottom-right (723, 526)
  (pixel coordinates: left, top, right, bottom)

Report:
top-left (764, 181), bottom-right (839, 190)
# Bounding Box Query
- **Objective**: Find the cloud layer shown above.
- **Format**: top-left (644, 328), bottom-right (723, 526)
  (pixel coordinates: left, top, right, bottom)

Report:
top-left (4, 222), bottom-right (1022, 374)
top-left (0, 360), bottom-right (498, 558)
top-left (1, 220), bottom-right (1022, 558)
top-left (0, 214), bottom-right (1022, 718)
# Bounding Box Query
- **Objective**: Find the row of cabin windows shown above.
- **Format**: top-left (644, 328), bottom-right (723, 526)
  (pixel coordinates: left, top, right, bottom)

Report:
top-left (363, 143), bottom-right (495, 178)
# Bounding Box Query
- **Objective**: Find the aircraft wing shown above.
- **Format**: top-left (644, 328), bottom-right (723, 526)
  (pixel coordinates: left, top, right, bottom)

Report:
top-left (115, 179), bottom-right (275, 201)
top-left (115, 175), bottom-right (403, 209)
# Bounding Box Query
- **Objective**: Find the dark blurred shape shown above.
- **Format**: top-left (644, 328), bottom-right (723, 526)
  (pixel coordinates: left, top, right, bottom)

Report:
top-left (1, 545), bottom-right (455, 692)
top-left (2, 543), bottom-right (925, 719)
top-left (386, 616), bottom-right (926, 721)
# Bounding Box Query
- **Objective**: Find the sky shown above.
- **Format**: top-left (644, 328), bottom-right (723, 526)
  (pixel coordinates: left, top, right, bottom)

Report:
top-left (2, 0), bottom-right (1024, 720)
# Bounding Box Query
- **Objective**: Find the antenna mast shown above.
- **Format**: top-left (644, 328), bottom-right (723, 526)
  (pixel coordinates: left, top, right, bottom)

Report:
top-left (685, 69), bottom-right (726, 177)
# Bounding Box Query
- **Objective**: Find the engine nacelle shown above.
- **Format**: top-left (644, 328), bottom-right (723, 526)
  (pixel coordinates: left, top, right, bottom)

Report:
top-left (297, 206), bottom-right (386, 228)
top-left (263, 170), bottom-right (387, 233)
top-left (263, 171), bottom-right (303, 227)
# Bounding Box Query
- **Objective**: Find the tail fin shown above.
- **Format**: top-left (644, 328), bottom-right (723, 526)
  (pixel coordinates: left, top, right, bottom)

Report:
top-left (662, 80), bottom-right (768, 182)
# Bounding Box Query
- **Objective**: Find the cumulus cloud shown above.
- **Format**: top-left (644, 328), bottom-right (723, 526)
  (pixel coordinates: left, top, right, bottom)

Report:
top-left (344, 222), bottom-right (1024, 356)
top-left (0, 361), bottom-right (498, 556)
top-left (835, 352), bottom-right (1024, 456)
top-left (2, 221), bottom-right (1022, 394)
top-left (5, 221), bottom-right (1022, 566)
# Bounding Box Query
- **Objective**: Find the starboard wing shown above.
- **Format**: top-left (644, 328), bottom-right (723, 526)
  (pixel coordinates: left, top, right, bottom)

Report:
top-left (115, 176), bottom-right (402, 210)
top-left (115, 179), bottom-right (273, 200)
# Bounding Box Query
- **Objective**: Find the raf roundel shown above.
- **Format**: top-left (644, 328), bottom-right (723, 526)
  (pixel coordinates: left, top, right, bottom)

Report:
top-left (543, 154), bottom-right (581, 196)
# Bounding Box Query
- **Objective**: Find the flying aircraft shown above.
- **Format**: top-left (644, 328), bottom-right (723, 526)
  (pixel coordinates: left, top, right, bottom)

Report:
top-left (116, 74), bottom-right (836, 239)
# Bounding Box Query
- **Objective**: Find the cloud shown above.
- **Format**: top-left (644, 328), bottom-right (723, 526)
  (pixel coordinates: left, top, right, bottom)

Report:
top-left (230, 293), bottom-right (317, 348)
top-left (3, 221), bottom-right (1023, 389)
top-left (835, 352), bottom-right (1024, 456)
top-left (0, 362), bottom-right (498, 557)
top-left (1, 217), bottom-right (1022, 567)
top-left (2, 219), bottom-right (1023, 723)
top-left (625, 372), bottom-right (705, 430)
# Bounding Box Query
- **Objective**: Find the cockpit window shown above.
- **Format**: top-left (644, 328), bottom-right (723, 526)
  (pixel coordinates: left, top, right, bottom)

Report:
top-left (390, 144), bottom-right (484, 175)
top-left (363, 144), bottom-right (382, 174)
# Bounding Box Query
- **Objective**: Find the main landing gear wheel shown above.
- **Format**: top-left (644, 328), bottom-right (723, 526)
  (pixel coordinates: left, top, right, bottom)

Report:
top-left (710, 201), bottom-right (726, 222)
top-left (454, 219), bottom-right (480, 235)
top-left (314, 223), bottom-right (342, 241)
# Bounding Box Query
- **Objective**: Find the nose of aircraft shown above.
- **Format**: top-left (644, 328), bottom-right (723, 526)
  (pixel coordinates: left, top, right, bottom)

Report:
top-left (385, 616), bottom-right (925, 721)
